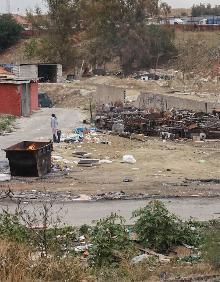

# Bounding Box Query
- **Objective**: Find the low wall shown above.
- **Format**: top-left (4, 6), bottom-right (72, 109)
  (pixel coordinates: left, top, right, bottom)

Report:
top-left (136, 92), bottom-right (220, 113)
top-left (93, 85), bottom-right (126, 105)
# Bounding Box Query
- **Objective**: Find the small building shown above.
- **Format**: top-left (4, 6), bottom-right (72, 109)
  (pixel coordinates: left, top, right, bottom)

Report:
top-left (0, 79), bottom-right (38, 117)
top-left (11, 14), bottom-right (32, 31)
top-left (16, 64), bottom-right (63, 83)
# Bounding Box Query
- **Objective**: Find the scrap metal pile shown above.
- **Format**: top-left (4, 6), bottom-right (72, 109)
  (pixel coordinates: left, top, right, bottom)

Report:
top-left (95, 106), bottom-right (220, 140)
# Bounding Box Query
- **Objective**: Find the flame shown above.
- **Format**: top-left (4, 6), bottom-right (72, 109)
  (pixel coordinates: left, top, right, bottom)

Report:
top-left (27, 144), bottom-right (37, 150)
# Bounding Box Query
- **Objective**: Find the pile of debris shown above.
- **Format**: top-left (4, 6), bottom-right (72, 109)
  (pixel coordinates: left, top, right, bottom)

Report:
top-left (95, 106), bottom-right (220, 140)
top-left (60, 127), bottom-right (108, 144)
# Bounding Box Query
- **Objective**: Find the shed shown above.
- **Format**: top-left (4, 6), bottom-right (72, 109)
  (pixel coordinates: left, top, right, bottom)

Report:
top-left (18, 64), bottom-right (62, 83)
top-left (0, 79), bottom-right (38, 117)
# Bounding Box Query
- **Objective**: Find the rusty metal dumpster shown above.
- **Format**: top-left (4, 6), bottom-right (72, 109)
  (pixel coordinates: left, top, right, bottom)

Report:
top-left (4, 141), bottom-right (53, 177)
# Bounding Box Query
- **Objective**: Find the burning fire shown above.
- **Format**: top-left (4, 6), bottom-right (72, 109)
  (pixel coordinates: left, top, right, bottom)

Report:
top-left (27, 144), bottom-right (37, 150)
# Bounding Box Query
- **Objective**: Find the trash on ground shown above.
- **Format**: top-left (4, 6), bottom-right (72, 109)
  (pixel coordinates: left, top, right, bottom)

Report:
top-left (99, 159), bottom-right (113, 164)
top-left (122, 155), bottom-right (136, 164)
top-left (78, 159), bottom-right (100, 167)
top-left (123, 176), bottom-right (133, 182)
top-left (0, 173), bottom-right (11, 182)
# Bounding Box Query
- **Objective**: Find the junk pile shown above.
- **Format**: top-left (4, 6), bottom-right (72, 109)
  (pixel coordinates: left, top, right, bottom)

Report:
top-left (95, 106), bottom-right (220, 140)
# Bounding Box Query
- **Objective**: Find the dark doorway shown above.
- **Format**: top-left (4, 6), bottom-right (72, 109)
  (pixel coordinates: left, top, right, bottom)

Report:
top-left (38, 64), bottom-right (57, 83)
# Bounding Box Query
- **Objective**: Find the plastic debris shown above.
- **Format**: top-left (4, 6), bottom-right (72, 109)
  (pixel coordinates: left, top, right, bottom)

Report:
top-left (99, 159), bottom-right (113, 164)
top-left (122, 155), bottom-right (136, 164)
top-left (131, 254), bottom-right (149, 264)
top-left (0, 173), bottom-right (11, 182)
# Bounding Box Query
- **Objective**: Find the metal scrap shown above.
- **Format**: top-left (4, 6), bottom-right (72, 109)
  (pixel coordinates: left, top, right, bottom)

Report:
top-left (95, 106), bottom-right (220, 140)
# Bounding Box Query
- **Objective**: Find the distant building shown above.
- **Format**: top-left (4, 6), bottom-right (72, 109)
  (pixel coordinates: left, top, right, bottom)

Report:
top-left (184, 15), bottom-right (220, 25)
top-left (15, 64), bottom-right (63, 83)
top-left (11, 14), bottom-right (32, 30)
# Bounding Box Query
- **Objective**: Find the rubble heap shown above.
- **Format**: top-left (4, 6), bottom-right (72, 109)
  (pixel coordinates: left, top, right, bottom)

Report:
top-left (95, 106), bottom-right (220, 140)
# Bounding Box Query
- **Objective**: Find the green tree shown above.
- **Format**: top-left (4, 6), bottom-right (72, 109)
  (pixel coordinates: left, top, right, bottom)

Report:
top-left (27, 0), bottom-right (82, 68)
top-left (84, 0), bottom-right (175, 74)
top-left (0, 14), bottom-right (23, 52)
top-left (192, 3), bottom-right (220, 17)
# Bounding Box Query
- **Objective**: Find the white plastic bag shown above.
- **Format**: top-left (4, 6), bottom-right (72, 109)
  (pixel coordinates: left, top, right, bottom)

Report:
top-left (122, 155), bottom-right (136, 164)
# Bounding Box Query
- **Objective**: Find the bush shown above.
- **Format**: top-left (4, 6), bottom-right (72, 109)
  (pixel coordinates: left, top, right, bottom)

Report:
top-left (90, 213), bottom-right (131, 266)
top-left (133, 201), bottom-right (202, 253)
top-left (202, 221), bottom-right (220, 269)
top-left (0, 114), bottom-right (15, 134)
top-left (0, 211), bottom-right (31, 244)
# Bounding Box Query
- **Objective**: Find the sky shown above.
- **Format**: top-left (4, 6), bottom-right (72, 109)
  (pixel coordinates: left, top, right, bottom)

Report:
top-left (0, 0), bottom-right (220, 14)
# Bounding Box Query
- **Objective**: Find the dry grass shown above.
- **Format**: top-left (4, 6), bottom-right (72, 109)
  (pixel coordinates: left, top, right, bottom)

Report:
top-left (175, 30), bottom-right (220, 49)
top-left (0, 240), bottom-right (95, 282)
top-left (0, 239), bottom-right (220, 282)
top-left (0, 114), bottom-right (16, 135)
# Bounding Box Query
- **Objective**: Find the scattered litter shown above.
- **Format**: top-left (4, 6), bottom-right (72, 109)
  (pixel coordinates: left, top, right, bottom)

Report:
top-left (99, 159), bottom-right (113, 164)
top-left (131, 254), bottom-right (149, 264)
top-left (122, 155), bottom-right (136, 164)
top-left (74, 244), bottom-right (93, 252)
top-left (78, 159), bottom-right (100, 167)
top-left (73, 194), bottom-right (92, 201)
top-left (52, 155), bottom-right (63, 161)
top-left (79, 235), bottom-right (86, 241)
top-left (73, 152), bottom-right (92, 158)
top-left (0, 173), bottom-right (11, 182)
top-left (123, 176), bottom-right (133, 183)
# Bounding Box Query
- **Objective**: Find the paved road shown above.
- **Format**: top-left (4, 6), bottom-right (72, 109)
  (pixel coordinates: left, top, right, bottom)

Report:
top-left (0, 108), bottom-right (84, 160)
top-left (1, 198), bottom-right (220, 226)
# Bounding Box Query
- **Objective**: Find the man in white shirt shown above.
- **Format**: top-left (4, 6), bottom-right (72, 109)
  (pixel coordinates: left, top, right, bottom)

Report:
top-left (51, 114), bottom-right (58, 142)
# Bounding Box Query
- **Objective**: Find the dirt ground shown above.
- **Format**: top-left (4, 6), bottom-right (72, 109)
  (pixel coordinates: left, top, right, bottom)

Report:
top-left (2, 132), bottom-right (220, 198)
top-left (0, 75), bottom-right (220, 198)
top-left (39, 74), bottom-right (220, 112)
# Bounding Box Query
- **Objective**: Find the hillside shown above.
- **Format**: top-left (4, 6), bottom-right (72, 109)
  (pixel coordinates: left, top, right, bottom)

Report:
top-left (0, 39), bottom-right (40, 65)
top-left (0, 30), bottom-right (220, 80)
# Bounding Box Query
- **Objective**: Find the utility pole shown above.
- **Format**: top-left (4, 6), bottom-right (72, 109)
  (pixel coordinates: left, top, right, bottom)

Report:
top-left (6, 0), bottom-right (11, 14)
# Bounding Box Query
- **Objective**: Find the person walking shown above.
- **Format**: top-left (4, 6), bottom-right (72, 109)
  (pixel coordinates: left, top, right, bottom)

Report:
top-left (51, 114), bottom-right (58, 142)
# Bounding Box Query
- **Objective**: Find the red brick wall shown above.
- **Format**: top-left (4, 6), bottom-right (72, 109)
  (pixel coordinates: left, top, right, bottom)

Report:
top-left (30, 82), bottom-right (39, 112)
top-left (0, 84), bottom-right (22, 116)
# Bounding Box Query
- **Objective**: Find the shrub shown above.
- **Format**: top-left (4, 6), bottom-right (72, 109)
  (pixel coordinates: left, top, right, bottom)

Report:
top-left (133, 201), bottom-right (202, 253)
top-left (202, 221), bottom-right (220, 269)
top-left (0, 211), bottom-right (31, 244)
top-left (0, 114), bottom-right (15, 134)
top-left (90, 213), bottom-right (131, 266)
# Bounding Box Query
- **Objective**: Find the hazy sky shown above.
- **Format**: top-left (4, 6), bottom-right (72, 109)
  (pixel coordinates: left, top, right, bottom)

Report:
top-left (1, 0), bottom-right (220, 14)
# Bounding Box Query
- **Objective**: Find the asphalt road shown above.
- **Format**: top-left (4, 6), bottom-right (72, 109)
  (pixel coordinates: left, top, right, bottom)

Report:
top-left (1, 198), bottom-right (220, 226)
top-left (0, 108), bottom-right (84, 160)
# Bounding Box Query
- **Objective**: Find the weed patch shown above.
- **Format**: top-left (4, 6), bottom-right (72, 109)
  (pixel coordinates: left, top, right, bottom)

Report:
top-left (0, 114), bottom-right (16, 135)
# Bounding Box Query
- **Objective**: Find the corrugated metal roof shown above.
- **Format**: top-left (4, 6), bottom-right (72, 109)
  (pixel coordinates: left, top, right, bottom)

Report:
top-left (0, 67), bottom-right (13, 76)
top-left (0, 78), bottom-right (38, 84)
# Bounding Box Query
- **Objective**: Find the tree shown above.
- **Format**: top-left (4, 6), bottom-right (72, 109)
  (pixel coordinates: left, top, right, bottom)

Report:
top-left (192, 3), bottom-right (220, 17)
top-left (0, 14), bottom-right (23, 52)
top-left (159, 2), bottom-right (171, 18)
top-left (27, 0), bottom-right (82, 68)
top-left (84, 0), bottom-right (175, 74)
